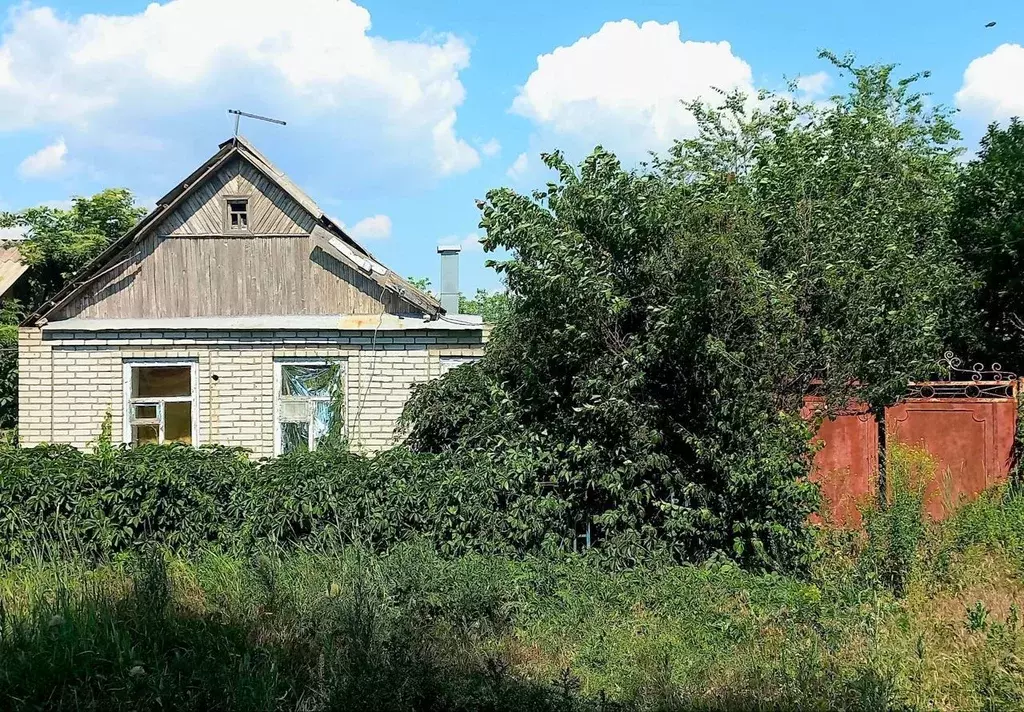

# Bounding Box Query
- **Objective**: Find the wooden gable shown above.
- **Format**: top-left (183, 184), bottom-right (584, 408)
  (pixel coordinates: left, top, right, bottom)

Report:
top-left (51, 154), bottom-right (429, 320)
top-left (157, 158), bottom-right (315, 237)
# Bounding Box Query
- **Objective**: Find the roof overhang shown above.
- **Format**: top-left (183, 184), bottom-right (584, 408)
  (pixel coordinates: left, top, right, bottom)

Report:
top-left (40, 314), bottom-right (483, 333)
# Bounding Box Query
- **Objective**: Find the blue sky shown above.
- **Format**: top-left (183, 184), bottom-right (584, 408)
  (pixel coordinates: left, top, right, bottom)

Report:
top-left (1, 0), bottom-right (1022, 293)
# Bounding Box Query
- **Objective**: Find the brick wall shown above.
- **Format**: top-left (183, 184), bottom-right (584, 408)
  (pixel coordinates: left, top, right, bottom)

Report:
top-left (18, 327), bottom-right (485, 457)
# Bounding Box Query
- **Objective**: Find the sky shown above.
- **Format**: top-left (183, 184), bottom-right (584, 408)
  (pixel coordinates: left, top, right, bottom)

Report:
top-left (0, 0), bottom-right (1023, 293)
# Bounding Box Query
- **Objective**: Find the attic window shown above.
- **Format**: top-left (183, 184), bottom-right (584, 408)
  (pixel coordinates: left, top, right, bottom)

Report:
top-left (226, 198), bottom-right (248, 231)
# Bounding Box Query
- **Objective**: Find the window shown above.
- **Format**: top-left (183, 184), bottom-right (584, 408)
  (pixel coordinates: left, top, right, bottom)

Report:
top-left (226, 198), bottom-right (248, 231)
top-left (439, 355), bottom-right (480, 375)
top-left (123, 360), bottom-right (197, 445)
top-left (275, 360), bottom-right (346, 455)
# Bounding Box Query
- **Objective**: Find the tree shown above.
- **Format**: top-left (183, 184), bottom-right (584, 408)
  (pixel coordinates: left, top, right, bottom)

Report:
top-left (662, 53), bottom-right (970, 411)
top-left (951, 119), bottom-right (1024, 367)
top-left (405, 277), bottom-right (510, 324)
top-left (0, 189), bottom-right (147, 311)
top-left (403, 56), bottom-right (971, 572)
top-left (0, 189), bottom-right (146, 433)
top-left (458, 289), bottom-right (509, 324)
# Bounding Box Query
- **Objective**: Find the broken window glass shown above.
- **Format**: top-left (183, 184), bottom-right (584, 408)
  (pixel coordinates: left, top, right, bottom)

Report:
top-left (277, 361), bottom-right (345, 455)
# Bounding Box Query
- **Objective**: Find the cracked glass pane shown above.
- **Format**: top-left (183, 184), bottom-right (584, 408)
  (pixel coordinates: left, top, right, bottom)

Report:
top-left (281, 421), bottom-right (309, 454)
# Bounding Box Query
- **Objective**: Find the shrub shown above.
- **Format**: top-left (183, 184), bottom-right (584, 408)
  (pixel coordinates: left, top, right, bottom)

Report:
top-left (0, 443), bottom-right (569, 564)
top-left (0, 444), bottom-right (251, 561)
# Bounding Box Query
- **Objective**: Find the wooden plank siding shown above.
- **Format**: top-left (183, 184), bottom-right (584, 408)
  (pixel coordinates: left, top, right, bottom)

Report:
top-left (53, 156), bottom-right (422, 319)
top-left (55, 235), bottom-right (417, 319)
top-left (157, 158), bottom-right (315, 237)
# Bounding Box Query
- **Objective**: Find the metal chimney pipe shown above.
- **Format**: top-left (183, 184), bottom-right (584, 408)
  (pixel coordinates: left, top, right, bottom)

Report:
top-left (437, 244), bottom-right (461, 314)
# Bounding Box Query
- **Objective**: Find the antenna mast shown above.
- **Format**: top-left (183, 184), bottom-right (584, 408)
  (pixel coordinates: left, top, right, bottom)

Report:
top-left (228, 109), bottom-right (287, 136)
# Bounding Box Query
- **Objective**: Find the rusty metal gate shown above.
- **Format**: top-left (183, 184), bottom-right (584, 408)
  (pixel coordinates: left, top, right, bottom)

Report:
top-left (807, 354), bottom-right (1018, 526)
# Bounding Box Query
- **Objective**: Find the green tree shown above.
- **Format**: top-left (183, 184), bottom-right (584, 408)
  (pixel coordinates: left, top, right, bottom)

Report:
top-left (0, 189), bottom-right (146, 433)
top-left (662, 53), bottom-right (970, 411)
top-left (403, 56), bottom-right (970, 572)
top-left (951, 119), bottom-right (1024, 366)
top-left (0, 188), bottom-right (147, 311)
top-left (405, 277), bottom-right (510, 324)
top-left (458, 288), bottom-right (509, 324)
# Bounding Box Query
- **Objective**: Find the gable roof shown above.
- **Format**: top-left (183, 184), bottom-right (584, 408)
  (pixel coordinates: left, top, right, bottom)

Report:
top-left (24, 136), bottom-right (441, 325)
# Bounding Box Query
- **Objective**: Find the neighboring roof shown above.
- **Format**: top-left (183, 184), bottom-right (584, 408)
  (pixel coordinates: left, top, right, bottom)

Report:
top-left (25, 135), bottom-right (442, 325)
top-left (0, 245), bottom-right (28, 297)
top-left (42, 314), bottom-right (484, 333)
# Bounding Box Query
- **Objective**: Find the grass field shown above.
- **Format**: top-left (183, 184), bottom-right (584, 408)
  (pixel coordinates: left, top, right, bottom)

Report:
top-left (1, 455), bottom-right (1023, 710)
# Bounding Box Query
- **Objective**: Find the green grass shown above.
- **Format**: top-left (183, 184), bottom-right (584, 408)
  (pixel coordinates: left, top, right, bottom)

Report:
top-left (1, 450), bottom-right (1023, 710)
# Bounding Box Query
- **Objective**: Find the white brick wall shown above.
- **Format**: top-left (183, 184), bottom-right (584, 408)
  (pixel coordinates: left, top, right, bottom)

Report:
top-left (18, 327), bottom-right (485, 457)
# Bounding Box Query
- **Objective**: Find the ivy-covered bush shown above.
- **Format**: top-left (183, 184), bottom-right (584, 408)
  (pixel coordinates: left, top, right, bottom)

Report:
top-left (0, 444), bottom-right (250, 561)
top-left (0, 443), bottom-right (565, 563)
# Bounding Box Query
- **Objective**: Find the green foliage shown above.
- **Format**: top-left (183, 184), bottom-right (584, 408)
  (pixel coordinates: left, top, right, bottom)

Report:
top-left (0, 444), bottom-right (252, 561)
top-left (0, 443), bottom-right (566, 563)
top-left (0, 325), bottom-right (17, 433)
top-left (405, 57), bottom-right (969, 573)
top-left (858, 445), bottom-right (929, 596)
top-left (662, 52), bottom-right (969, 409)
top-left (2, 513), bottom-right (1024, 711)
top-left (0, 189), bottom-right (146, 311)
top-left (952, 118), bottom-right (1024, 366)
top-left (459, 287), bottom-right (510, 324)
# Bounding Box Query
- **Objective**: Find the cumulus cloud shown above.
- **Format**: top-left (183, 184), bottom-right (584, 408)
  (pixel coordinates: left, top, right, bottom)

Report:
top-left (347, 214), bottom-right (392, 240)
top-left (479, 138), bottom-right (501, 157)
top-left (956, 44), bottom-right (1024, 122)
top-left (511, 20), bottom-right (754, 159)
top-left (0, 0), bottom-right (478, 182)
top-left (458, 232), bottom-right (484, 253)
top-left (507, 152), bottom-right (529, 179)
top-left (18, 137), bottom-right (67, 178)
top-left (795, 71), bottom-right (830, 98)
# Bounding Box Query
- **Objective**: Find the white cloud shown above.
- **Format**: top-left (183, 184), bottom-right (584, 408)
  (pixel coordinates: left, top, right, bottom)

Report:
top-left (18, 137), bottom-right (67, 178)
top-left (795, 71), bottom-right (830, 98)
top-left (0, 0), bottom-right (478, 179)
top-left (511, 20), bottom-right (754, 158)
top-left (347, 214), bottom-right (392, 240)
top-left (458, 232), bottom-right (484, 253)
top-left (479, 138), bottom-right (501, 157)
top-left (956, 44), bottom-right (1024, 122)
top-left (507, 152), bottom-right (529, 179)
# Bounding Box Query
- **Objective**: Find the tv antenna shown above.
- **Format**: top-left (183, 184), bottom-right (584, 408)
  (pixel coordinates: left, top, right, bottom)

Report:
top-left (228, 109), bottom-right (287, 136)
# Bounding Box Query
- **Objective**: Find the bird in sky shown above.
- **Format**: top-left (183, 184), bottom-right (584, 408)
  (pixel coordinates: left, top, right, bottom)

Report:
top-left (985, 21), bottom-right (997, 27)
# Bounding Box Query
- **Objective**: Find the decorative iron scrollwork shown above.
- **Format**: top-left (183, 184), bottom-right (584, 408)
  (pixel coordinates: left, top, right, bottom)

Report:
top-left (907, 351), bottom-right (1018, 399)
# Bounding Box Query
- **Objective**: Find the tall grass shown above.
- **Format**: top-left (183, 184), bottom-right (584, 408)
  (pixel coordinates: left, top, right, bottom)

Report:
top-left (0, 447), bottom-right (1022, 710)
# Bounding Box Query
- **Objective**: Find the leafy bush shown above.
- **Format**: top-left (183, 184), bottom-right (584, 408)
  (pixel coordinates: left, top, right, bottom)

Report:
top-left (0, 443), bottom-right (569, 563)
top-left (0, 444), bottom-right (251, 561)
top-left (0, 324), bottom-right (17, 433)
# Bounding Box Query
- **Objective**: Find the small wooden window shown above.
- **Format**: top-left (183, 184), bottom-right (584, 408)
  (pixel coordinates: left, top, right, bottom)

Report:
top-left (226, 198), bottom-right (248, 231)
top-left (123, 360), bottom-right (198, 445)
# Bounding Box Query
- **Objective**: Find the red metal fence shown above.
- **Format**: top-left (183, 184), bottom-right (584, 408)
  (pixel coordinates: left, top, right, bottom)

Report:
top-left (806, 368), bottom-right (1018, 526)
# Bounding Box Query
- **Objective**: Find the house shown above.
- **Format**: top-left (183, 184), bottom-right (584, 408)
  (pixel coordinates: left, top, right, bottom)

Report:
top-left (18, 136), bottom-right (485, 456)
